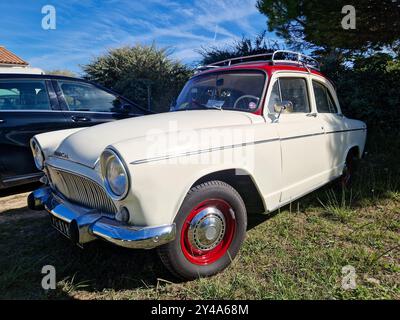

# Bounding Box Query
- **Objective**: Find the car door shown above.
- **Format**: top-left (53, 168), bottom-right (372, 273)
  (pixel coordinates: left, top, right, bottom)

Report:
top-left (0, 78), bottom-right (69, 188)
top-left (267, 73), bottom-right (327, 203)
top-left (311, 78), bottom-right (347, 175)
top-left (53, 79), bottom-right (145, 128)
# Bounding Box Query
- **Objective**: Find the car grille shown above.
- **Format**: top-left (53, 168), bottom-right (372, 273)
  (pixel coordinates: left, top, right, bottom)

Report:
top-left (47, 166), bottom-right (117, 214)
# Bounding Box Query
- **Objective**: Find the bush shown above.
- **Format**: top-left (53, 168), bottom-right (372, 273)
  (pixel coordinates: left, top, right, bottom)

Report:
top-left (321, 52), bottom-right (400, 129)
top-left (82, 45), bottom-right (193, 113)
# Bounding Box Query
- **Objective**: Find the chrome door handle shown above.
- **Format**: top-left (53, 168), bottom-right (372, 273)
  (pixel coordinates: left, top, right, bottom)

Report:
top-left (0, 119), bottom-right (5, 123)
top-left (71, 116), bottom-right (91, 123)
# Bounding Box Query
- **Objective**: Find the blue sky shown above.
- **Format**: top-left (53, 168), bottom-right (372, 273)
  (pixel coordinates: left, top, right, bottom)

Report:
top-left (0, 0), bottom-right (279, 75)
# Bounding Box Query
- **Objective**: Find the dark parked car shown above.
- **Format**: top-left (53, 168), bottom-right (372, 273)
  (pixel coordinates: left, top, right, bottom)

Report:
top-left (0, 73), bottom-right (148, 190)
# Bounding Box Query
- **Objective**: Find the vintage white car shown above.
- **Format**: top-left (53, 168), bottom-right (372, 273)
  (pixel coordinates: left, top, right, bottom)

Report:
top-left (29, 51), bottom-right (367, 280)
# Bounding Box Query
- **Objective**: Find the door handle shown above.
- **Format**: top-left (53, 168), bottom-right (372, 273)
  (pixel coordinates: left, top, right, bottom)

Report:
top-left (306, 113), bottom-right (317, 117)
top-left (71, 116), bottom-right (91, 123)
top-left (0, 119), bottom-right (4, 123)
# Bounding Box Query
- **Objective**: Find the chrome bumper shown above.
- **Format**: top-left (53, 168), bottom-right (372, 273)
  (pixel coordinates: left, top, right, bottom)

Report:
top-left (30, 187), bottom-right (176, 249)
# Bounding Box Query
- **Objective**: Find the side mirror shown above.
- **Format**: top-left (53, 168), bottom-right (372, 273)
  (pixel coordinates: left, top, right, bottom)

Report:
top-left (274, 100), bottom-right (294, 114)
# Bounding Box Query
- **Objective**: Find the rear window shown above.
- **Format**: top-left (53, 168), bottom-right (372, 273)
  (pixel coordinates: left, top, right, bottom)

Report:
top-left (58, 81), bottom-right (121, 113)
top-left (0, 80), bottom-right (51, 111)
top-left (313, 81), bottom-right (338, 113)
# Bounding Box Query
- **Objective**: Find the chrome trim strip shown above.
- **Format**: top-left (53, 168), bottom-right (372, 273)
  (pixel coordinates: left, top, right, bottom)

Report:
top-left (326, 128), bottom-right (366, 134)
top-left (280, 132), bottom-right (323, 141)
top-left (2, 172), bottom-right (43, 183)
top-left (0, 109), bottom-right (132, 115)
top-left (130, 138), bottom-right (280, 165)
top-left (46, 163), bottom-right (98, 182)
top-left (48, 155), bottom-right (97, 169)
top-left (91, 218), bottom-right (176, 249)
top-left (32, 187), bottom-right (176, 249)
top-left (281, 127), bottom-right (366, 141)
top-left (130, 127), bottom-right (366, 165)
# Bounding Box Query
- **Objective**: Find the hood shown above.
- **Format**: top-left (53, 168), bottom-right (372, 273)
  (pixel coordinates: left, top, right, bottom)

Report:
top-left (55, 110), bottom-right (261, 168)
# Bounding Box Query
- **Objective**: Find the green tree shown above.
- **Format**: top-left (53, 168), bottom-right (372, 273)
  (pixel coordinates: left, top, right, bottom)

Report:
top-left (83, 44), bottom-right (193, 113)
top-left (198, 31), bottom-right (281, 65)
top-left (256, 0), bottom-right (400, 51)
top-left (321, 52), bottom-right (400, 127)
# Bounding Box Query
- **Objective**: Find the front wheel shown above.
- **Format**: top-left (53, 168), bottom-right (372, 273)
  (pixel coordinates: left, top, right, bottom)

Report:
top-left (158, 181), bottom-right (247, 280)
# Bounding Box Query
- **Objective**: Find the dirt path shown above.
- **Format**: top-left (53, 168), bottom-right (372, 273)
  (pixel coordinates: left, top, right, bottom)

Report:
top-left (0, 189), bottom-right (43, 222)
top-left (0, 192), bottom-right (29, 211)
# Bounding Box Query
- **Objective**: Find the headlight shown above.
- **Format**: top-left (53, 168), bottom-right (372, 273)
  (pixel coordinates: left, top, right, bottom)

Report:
top-left (101, 149), bottom-right (129, 200)
top-left (31, 139), bottom-right (44, 170)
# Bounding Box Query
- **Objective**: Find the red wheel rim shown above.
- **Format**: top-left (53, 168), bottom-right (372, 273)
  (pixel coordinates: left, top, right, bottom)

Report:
top-left (181, 199), bottom-right (236, 265)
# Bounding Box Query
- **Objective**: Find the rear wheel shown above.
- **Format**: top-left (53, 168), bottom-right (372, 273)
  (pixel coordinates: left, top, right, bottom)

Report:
top-left (341, 151), bottom-right (359, 188)
top-left (158, 180), bottom-right (247, 280)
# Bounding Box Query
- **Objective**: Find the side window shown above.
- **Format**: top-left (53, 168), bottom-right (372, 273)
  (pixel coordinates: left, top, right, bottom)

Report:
top-left (0, 80), bottom-right (51, 111)
top-left (326, 89), bottom-right (338, 114)
top-left (58, 81), bottom-right (122, 113)
top-left (267, 78), bottom-right (310, 113)
top-left (313, 81), bottom-right (338, 113)
top-left (279, 78), bottom-right (310, 113)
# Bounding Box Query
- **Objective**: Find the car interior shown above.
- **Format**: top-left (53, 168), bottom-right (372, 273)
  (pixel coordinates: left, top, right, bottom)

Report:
top-left (0, 81), bottom-right (51, 111)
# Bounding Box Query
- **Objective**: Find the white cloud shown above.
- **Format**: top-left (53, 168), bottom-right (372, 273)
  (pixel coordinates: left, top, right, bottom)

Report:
top-left (19, 0), bottom-right (270, 71)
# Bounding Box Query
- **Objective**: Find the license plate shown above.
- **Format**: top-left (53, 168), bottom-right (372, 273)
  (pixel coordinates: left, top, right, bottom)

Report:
top-left (50, 215), bottom-right (71, 239)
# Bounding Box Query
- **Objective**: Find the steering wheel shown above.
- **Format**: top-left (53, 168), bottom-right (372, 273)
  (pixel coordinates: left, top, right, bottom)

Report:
top-left (233, 95), bottom-right (260, 110)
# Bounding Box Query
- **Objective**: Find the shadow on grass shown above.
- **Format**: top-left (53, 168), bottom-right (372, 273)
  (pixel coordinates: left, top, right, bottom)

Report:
top-left (0, 205), bottom-right (176, 300)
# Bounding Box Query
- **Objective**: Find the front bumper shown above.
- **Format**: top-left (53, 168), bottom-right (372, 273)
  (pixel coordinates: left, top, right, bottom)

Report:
top-left (30, 187), bottom-right (176, 249)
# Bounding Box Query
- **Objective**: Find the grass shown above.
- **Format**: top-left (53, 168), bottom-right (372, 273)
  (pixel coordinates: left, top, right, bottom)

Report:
top-left (318, 189), bottom-right (355, 223)
top-left (0, 128), bottom-right (399, 300)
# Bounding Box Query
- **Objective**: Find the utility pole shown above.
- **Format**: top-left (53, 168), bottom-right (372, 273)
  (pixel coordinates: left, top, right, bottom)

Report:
top-left (138, 78), bottom-right (153, 112)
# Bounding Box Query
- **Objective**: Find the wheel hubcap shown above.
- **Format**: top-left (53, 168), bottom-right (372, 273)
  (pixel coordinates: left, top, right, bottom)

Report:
top-left (181, 199), bottom-right (236, 265)
top-left (188, 207), bottom-right (226, 251)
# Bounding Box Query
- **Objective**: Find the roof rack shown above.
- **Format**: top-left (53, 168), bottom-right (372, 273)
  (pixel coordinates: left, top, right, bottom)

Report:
top-left (196, 50), bottom-right (320, 73)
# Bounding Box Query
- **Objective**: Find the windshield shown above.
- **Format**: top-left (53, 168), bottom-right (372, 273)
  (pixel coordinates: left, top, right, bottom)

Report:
top-left (171, 70), bottom-right (266, 112)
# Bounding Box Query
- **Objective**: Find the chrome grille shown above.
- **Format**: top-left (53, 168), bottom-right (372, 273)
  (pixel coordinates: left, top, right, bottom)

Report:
top-left (47, 166), bottom-right (117, 214)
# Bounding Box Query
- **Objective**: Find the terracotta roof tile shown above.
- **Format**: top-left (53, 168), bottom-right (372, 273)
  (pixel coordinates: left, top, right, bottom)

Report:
top-left (0, 46), bottom-right (28, 66)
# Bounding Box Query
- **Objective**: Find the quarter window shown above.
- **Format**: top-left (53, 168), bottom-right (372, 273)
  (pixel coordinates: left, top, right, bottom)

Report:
top-left (267, 81), bottom-right (281, 113)
top-left (0, 80), bottom-right (51, 111)
top-left (267, 78), bottom-right (310, 113)
top-left (58, 81), bottom-right (122, 113)
top-left (312, 81), bottom-right (338, 113)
